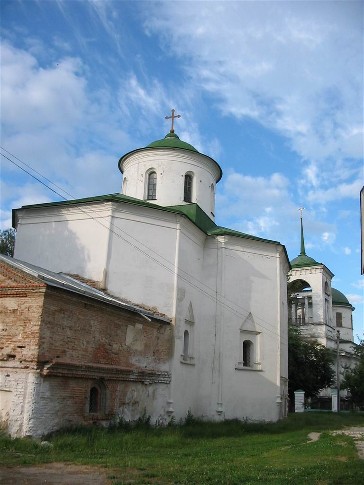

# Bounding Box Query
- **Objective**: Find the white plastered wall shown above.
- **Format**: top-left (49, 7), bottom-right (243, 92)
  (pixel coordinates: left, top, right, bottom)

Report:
top-left (121, 149), bottom-right (220, 220)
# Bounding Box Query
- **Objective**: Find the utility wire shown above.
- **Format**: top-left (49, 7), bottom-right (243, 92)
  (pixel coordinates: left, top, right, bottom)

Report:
top-left (1, 152), bottom-right (68, 200)
top-left (1, 146), bottom-right (73, 199)
top-left (1, 147), bottom-right (289, 344)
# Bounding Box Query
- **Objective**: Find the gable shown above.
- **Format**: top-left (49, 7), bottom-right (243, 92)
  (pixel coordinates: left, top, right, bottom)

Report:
top-left (240, 312), bottom-right (257, 332)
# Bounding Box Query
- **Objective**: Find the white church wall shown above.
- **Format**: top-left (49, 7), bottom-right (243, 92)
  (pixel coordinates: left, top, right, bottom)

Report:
top-left (333, 305), bottom-right (354, 342)
top-left (168, 231), bottom-right (288, 423)
top-left (121, 149), bottom-right (220, 219)
top-left (217, 237), bottom-right (286, 421)
top-left (106, 204), bottom-right (180, 317)
top-left (14, 204), bottom-right (112, 283)
top-left (167, 220), bottom-right (213, 420)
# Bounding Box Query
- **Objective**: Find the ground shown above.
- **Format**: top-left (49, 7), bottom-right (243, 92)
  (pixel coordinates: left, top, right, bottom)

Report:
top-left (1, 427), bottom-right (363, 484)
top-left (0, 463), bottom-right (112, 484)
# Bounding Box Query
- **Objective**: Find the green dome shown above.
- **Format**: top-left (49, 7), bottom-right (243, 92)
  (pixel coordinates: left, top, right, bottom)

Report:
top-left (290, 254), bottom-right (319, 268)
top-left (331, 288), bottom-right (352, 307)
top-left (147, 132), bottom-right (198, 153)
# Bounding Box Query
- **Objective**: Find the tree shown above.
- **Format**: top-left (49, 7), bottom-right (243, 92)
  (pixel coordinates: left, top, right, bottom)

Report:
top-left (288, 325), bottom-right (335, 403)
top-left (342, 338), bottom-right (364, 408)
top-left (0, 228), bottom-right (16, 257)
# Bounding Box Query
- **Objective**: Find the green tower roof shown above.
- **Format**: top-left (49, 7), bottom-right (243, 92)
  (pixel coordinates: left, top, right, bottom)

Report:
top-left (331, 288), bottom-right (354, 309)
top-left (290, 254), bottom-right (319, 268)
top-left (290, 212), bottom-right (319, 268)
top-left (146, 132), bottom-right (198, 153)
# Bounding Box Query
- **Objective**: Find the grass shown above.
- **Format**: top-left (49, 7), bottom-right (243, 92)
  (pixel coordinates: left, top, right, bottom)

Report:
top-left (1, 413), bottom-right (364, 484)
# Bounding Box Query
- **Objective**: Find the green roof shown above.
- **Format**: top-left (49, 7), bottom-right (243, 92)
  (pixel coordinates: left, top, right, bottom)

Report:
top-left (290, 254), bottom-right (320, 268)
top-left (118, 131), bottom-right (223, 182)
top-left (290, 215), bottom-right (320, 268)
top-left (13, 194), bottom-right (287, 254)
top-left (332, 288), bottom-right (354, 309)
top-left (147, 132), bottom-right (198, 152)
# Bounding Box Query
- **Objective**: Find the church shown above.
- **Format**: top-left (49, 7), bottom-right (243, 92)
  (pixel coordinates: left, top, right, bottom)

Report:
top-left (288, 213), bottom-right (356, 408)
top-left (0, 113), bottom-right (291, 437)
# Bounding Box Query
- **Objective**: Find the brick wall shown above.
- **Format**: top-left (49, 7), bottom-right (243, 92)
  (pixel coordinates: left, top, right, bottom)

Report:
top-left (39, 287), bottom-right (172, 368)
top-left (0, 290), bottom-right (45, 367)
top-left (0, 263), bottom-right (173, 437)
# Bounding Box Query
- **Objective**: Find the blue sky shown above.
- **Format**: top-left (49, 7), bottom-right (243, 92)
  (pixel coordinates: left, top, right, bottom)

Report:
top-left (1, 0), bottom-right (363, 338)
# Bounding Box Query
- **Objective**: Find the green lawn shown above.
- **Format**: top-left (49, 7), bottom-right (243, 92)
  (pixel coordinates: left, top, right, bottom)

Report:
top-left (1, 413), bottom-right (364, 484)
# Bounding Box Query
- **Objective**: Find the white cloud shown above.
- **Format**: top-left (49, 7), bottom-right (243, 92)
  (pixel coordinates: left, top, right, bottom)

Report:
top-left (343, 247), bottom-right (351, 255)
top-left (307, 177), bottom-right (363, 203)
top-left (352, 279), bottom-right (364, 289)
top-left (1, 43), bottom-right (87, 133)
top-left (144, 1), bottom-right (363, 195)
top-left (321, 231), bottom-right (336, 244)
top-left (0, 41), bottom-right (131, 227)
top-left (346, 293), bottom-right (364, 305)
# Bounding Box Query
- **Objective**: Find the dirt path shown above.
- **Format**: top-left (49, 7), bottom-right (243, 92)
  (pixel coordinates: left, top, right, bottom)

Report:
top-left (307, 426), bottom-right (364, 460)
top-left (0, 463), bottom-right (114, 484)
top-left (331, 426), bottom-right (364, 459)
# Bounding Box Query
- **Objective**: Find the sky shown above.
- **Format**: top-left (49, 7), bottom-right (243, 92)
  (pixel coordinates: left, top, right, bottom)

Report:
top-left (1, 0), bottom-right (363, 339)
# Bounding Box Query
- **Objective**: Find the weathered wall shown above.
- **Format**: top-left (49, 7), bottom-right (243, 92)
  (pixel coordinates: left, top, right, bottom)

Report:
top-left (0, 264), bottom-right (173, 437)
top-left (39, 287), bottom-right (172, 368)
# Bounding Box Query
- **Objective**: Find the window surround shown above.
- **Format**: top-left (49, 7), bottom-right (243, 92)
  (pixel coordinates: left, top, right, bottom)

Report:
top-left (180, 303), bottom-right (195, 365)
top-left (145, 169), bottom-right (157, 200)
top-left (336, 312), bottom-right (343, 327)
top-left (87, 380), bottom-right (106, 415)
top-left (236, 329), bottom-right (262, 371)
top-left (183, 172), bottom-right (194, 203)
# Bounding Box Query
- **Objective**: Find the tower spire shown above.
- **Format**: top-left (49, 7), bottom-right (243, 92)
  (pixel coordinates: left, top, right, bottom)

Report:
top-left (299, 207), bottom-right (306, 256)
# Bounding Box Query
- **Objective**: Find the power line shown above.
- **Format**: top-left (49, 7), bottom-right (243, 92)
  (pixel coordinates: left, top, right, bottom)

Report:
top-left (1, 147), bottom-right (289, 343)
top-left (1, 146), bottom-right (73, 199)
top-left (1, 152), bottom-right (68, 200)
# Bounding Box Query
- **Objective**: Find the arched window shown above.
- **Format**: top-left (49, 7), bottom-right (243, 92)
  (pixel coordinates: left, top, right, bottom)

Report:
top-left (210, 183), bottom-right (215, 216)
top-left (122, 177), bottom-right (128, 195)
top-left (184, 173), bottom-right (193, 202)
top-left (183, 330), bottom-right (190, 361)
top-left (336, 312), bottom-right (342, 327)
top-left (147, 171), bottom-right (157, 200)
top-left (88, 380), bottom-right (106, 414)
top-left (242, 340), bottom-right (253, 367)
top-left (89, 386), bottom-right (100, 413)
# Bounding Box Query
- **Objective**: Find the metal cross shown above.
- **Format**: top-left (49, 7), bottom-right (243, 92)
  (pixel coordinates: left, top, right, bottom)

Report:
top-left (165, 109), bottom-right (181, 133)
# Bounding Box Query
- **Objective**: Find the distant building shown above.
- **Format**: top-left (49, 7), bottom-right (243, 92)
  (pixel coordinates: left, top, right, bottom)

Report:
top-left (0, 122), bottom-right (290, 437)
top-left (288, 214), bottom-right (356, 407)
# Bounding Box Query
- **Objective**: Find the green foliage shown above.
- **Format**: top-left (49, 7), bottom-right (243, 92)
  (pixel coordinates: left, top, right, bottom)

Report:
top-left (108, 409), bottom-right (151, 431)
top-left (288, 326), bottom-right (335, 401)
top-left (343, 338), bottom-right (364, 407)
top-left (0, 228), bottom-right (15, 256)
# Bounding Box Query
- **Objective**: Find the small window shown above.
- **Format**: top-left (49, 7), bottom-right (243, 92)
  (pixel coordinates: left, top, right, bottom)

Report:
top-left (336, 312), bottom-right (343, 327)
top-left (88, 381), bottom-right (106, 414)
top-left (122, 177), bottom-right (128, 195)
top-left (243, 340), bottom-right (253, 367)
top-left (184, 174), bottom-right (193, 202)
top-left (147, 171), bottom-right (157, 200)
top-left (89, 386), bottom-right (100, 413)
top-left (183, 330), bottom-right (190, 360)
